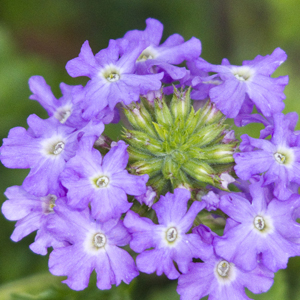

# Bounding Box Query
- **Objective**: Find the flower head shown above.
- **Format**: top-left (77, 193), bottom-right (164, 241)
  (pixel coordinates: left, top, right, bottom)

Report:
top-left (195, 48), bottom-right (288, 118)
top-left (66, 39), bottom-right (163, 119)
top-left (234, 113), bottom-right (300, 200)
top-left (124, 188), bottom-right (213, 279)
top-left (214, 178), bottom-right (300, 272)
top-left (60, 136), bottom-right (148, 221)
top-left (117, 18), bottom-right (201, 82)
top-left (47, 199), bottom-right (138, 290)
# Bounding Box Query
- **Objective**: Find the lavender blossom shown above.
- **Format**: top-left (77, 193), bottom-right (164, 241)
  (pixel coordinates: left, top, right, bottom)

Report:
top-left (29, 76), bottom-right (86, 128)
top-left (124, 188), bottom-right (213, 279)
top-left (29, 75), bottom-right (119, 128)
top-left (60, 136), bottom-right (148, 221)
top-left (234, 113), bottom-right (300, 200)
top-left (47, 199), bottom-right (138, 290)
top-left (117, 18), bottom-right (201, 83)
top-left (195, 48), bottom-right (288, 118)
top-left (214, 178), bottom-right (300, 272)
top-left (1, 115), bottom-right (82, 196)
top-left (235, 111), bottom-right (298, 139)
top-left (1, 186), bottom-right (66, 255)
top-left (66, 39), bottom-right (163, 119)
top-left (177, 252), bottom-right (274, 300)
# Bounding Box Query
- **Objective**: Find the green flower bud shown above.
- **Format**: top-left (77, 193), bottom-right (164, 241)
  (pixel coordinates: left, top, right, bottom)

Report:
top-left (122, 87), bottom-right (238, 197)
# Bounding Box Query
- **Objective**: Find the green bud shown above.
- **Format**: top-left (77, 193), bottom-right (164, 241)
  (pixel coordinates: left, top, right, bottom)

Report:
top-left (170, 88), bottom-right (191, 121)
top-left (154, 98), bottom-right (172, 126)
top-left (122, 87), bottom-right (238, 197)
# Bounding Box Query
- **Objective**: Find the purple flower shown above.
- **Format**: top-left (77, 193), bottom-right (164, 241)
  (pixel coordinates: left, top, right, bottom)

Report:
top-left (1, 186), bottom-right (66, 255)
top-left (177, 252), bottom-right (274, 300)
top-left (235, 111), bottom-right (298, 139)
top-left (66, 39), bottom-right (163, 119)
top-left (124, 188), bottom-right (213, 279)
top-left (214, 178), bottom-right (300, 272)
top-left (60, 136), bottom-right (148, 221)
top-left (117, 18), bottom-right (201, 83)
top-left (1, 115), bottom-right (81, 196)
top-left (29, 76), bottom-right (86, 129)
top-left (234, 113), bottom-right (300, 200)
top-left (29, 75), bottom-right (119, 128)
top-left (195, 48), bottom-right (288, 118)
top-left (47, 199), bottom-right (138, 290)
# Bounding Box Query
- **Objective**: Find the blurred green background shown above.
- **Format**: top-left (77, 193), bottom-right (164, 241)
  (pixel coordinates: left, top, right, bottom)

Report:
top-left (0, 0), bottom-right (300, 299)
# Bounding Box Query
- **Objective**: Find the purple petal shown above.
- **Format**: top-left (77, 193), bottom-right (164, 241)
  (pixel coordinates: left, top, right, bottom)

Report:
top-left (247, 75), bottom-right (287, 117)
top-left (102, 140), bottom-right (129, 174)
top-left (66, 40), bottom-right (97, 78)
top-left (234, 151), bottom-right (274, 180)
top-left (28, 76), bottom-right (58, 115)
top-left (209, 79), bottom-right (246, 118)
top-left (136, 249), bottom-right (180, 279)
top-left (49, 245), bottom-right (94, 291)
top-left (91, 187), bottom-right (132, 221)
top-left (153, 188), bottom-right (191, 226)
top-left (123, 210), bottom-right (156, 252)
top-left (11, 212), bottom-right (41, 242)
top-left (158, 37), bottom-right (201, 64)
top-left (244, 47), bottom-right (287, 76)
top-left (106, 245), bottom-right (139, 285)
top-left (111, 171), bottom-right (148, 196)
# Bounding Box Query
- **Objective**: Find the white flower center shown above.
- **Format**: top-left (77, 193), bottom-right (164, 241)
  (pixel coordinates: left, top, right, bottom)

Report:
top-left (137, 46), bottom-right (157, 62)
top-left (42, 194), bottom-right (57, 214)
top-left (93, 233), bottom-right (106, 248)
top-left (53, 142), bottom-right (65, 155)
top-left (166, 227), bottom-right (178, 242)
top-left (217, 260), bottom-right (230, 277)
top-left (106, 72), bottom-right (120, 82)
top-left (254, 216), bottom-right (265, 230)
top-left (274, 152), bottom-right (286, 164)
top-left (54, 104), bottom-right (73, 124)
top-left (59, 110), bottom-right (71, 123)
top-left (273, 146), bottom-right (294, 168)
top-left (231, 66), bottom-right (254, 82)
top-left (101, 64), bottom-right (121, 83)
top-left (96, 176), bottom-right (109, 188)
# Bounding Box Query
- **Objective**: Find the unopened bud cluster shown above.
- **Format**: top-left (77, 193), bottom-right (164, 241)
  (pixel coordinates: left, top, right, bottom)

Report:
top-left (123, 88), bottom-right (237, 196)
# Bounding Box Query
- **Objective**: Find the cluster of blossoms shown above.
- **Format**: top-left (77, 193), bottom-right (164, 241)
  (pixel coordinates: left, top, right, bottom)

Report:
top-left (1, 18), bottom-right (300, 300)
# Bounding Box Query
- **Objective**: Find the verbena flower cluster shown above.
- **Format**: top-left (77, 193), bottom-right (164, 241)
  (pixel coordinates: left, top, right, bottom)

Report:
top-left (1, 18), bottom-right (300, 300)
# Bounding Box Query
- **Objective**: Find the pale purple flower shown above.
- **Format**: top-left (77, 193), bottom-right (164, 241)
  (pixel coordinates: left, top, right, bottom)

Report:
top-left (124, 188), bottom-right (213, 279)
top-left (214, 178), bottom-right (300, 272)
top-left (195, 48), bottom-right (288, 118)
top-left (60, 136), bottom-right (148, 221)
top-left (117, 18), bottom-right (201, 83)
top-left (234, 113), bottom-right (300, 200)
top-left (177, 252), bottom-right (274, 300)
top-left (29, 75), bottom-right (87, 129)
top-left (235, 111), bottom-right (298, 139)
top-left (29, 75), bottom-right (120, 127)
top-left (0, 114), bottom-right (104, 196)
top-left (1, 116), bottom-right (75, 195)
top-left (1, 186), bottom-right (66, 255)
top-left (47, 199), bottom-right (138, 290)
top-left (66, 39), bottom-right (163, 119)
